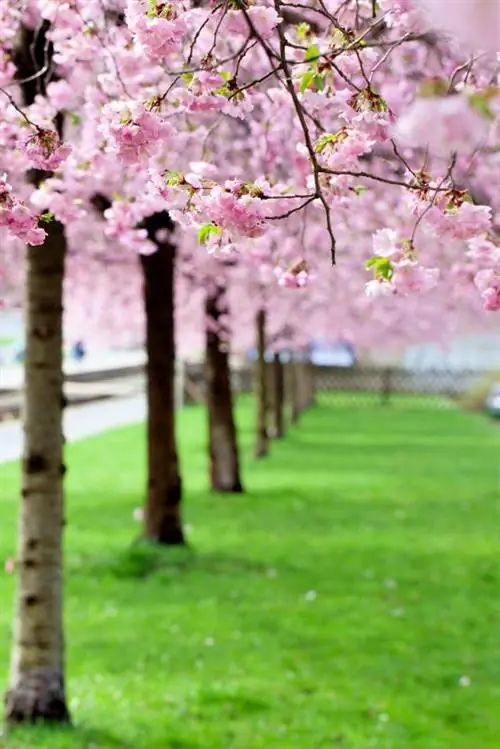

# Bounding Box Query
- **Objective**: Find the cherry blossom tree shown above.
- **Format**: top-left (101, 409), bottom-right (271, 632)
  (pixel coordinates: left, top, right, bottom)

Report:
top-left (3, 0), bottom-right (500, 729)
top-left (3, 19), bottom-right (70, 724)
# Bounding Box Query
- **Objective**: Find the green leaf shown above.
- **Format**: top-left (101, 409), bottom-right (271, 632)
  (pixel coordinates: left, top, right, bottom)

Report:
top-left (299, 70), bottom-right (315, 93)
top-left (296, 22), bottom-right (311, 39)
top-left (39, 211), bottom-right (55, 224)
top-left (468, 92), bottom-right (495, 121)
top-left (197, 223), bottom-right (221, 244)
top-left (305, 44), bottom-right (320, 62)
top-left (313, 74), bottom-right (325, 91)
top-left (314, 133), bottom-right (337, 153)
top-left (417, 79), bottom-right (448, 98)
top-left (365, 255), bottom-right (393, 280)
top-left (164, 170), bottom-right (183, 187)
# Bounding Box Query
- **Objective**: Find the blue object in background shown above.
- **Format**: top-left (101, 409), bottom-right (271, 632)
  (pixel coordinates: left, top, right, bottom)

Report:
top-left (72, 340), bottom-right (86, 361)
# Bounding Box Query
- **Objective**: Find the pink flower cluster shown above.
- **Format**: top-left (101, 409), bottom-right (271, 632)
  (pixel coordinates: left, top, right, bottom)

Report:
top-left (102, 101), bottom-right (174, 165)
top-left (468, 237), bottom-right (500, 311)
top-left (0, 176), bottom-right (46, 246)
top-left (171, 71), bottom-right (254, 119)
top-left (221, 6), bottom-right (281, 39)
top-left (417, 0), bottom-right (500, 52)
top-left (275, 259), bottom-right (311, 289)
top-left (365, 262), bottom-right (439, 297)
top-left (365, 229), bottom-right (439, 298)
top-left (394, 95), bottom-right (489, 158)
top-left (425, 202), bottom-right (492, 242)
top-left (312, 128), bottom-right (376, 174)
top-left (103, 200), bottom-right (156, 255)
top-left (474, 269), bottom-right (500, 311)
top-left (126, 0), bottom-right (188, 59)
top-left (24, 128), bottom-right (72, 171)
top-left (199, 181), bottom-right (268, 240)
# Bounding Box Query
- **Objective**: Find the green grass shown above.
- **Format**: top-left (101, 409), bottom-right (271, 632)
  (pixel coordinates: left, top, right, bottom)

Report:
top-left (1, 401), bottom-right (500, 748)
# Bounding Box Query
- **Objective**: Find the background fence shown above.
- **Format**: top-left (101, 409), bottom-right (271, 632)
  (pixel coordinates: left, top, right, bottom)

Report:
top-left (311, 366), bottom-right (496, 408)
top-left (183, 363), bottom-right (497, 410)
top-left (2, 360), bottom-right (496, 421)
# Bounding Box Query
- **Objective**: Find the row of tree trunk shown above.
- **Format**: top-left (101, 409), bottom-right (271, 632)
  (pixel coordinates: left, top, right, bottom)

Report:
top-left (253, 310), bottom-right (316, 458)
top-left (5, 22), bottom-right (315, 726)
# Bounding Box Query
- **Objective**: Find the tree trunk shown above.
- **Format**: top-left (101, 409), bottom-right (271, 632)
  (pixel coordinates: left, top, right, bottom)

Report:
top-left (297, 361), bottom-right (309, 413)
top-left (287, 360), bottom-right (299, 425)
top-left (140, 213), bottom-right (184, 545)
top-left (307, 361), bottom-right (316, 407)
top-left (5, 22), bottom-right (70, 725)
top-left (254, 309), bottom-right (268, 459)
top-left (205, 285), bottom-right (243, 492)
top-left (5, 221), bottom-right (70, 724)
top-left (271, 352), bottom-right (285, 438)
top-left (299, 361), bottom-right (315, 410)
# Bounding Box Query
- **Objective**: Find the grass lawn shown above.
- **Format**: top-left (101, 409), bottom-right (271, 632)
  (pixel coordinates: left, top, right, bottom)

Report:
top-left (1, 400), bottom-right (500, 748)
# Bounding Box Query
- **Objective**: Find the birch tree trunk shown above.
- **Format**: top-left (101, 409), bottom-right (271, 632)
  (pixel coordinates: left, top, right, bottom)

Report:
top-left (205, 284), bottom-right (243, 492)
top-left (5, 221), bottom-right (69, 724)
top-left (254, 309), bottom-right (268, 459)
top-left (140, 212), bottom-right (184, 545)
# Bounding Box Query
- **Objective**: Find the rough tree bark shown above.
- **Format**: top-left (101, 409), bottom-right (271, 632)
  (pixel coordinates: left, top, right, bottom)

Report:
top-left (205, 283), bottom-right (243, 492)
top-left (271, 352), bottom-right (285, 439)
top-left (5, 223), bottom-right (70, 724)
top-left (141, 212), bottom-right (184, 544)
top-left (5, 22), bottom-right (70, 724)
top-left (254, 309), bottom-right (268, 459)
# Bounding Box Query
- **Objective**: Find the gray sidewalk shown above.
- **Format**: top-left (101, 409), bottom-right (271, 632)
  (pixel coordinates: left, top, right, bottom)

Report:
top-left (0, 395), bottom-right (146, 465)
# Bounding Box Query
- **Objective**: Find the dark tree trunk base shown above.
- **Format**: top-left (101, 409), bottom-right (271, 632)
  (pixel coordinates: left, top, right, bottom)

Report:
top-left (212, 479), bottom-right (244, 493)
top-left (149, 519), bottom-right (185, 545)
top-left (140, 213), bottom-right (184, 546)
top-left (147, 528), bottom-right (185, 545)
top-left (5, 669), bottom-right (70, 725)
top-left (254, 436), bottom-right (268, 459)
top-left (144, 483), bottom-right (185, 546)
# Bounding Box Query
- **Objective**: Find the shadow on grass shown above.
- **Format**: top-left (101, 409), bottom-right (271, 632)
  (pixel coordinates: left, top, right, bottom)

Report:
top-left (6, 723), bottom-right (130, 749)
top-left (78, 542), bottom-right (273, 581)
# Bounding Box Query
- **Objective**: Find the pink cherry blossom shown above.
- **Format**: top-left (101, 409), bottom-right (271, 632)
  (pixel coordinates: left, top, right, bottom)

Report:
top-left (394, 95), bottom-right (490, 158)
top-left (474, 269), bottom-right (500, 310)
top-left (0, 176), bottom-right (47, 246)
top-left (24, 129), bottom-right (72, 171)
top-left (102, 101), bottom-right (174, 165)
top-left (417, 0), bottom-right (500, 51)
top-left (392, 260), bottom-right (440, 295)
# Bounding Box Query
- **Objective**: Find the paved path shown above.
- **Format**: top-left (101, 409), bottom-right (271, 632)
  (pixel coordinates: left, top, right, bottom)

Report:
top-left (0, 350), bottom-right (145, 390)
top-left (0, 394), bottom-right (146, 465)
